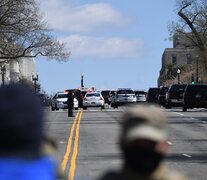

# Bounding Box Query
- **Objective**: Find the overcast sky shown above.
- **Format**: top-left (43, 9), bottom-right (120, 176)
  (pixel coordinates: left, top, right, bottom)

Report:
top-left (36, 0), bottom-right (177, 94)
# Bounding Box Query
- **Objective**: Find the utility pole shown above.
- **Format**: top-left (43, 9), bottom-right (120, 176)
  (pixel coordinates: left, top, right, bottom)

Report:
top-left (81, 73), bottom-right (84, 88)
top-left (177, 69), bottom-right (181, 84)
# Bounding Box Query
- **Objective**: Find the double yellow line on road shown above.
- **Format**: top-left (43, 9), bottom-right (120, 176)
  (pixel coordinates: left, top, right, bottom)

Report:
top-left (61, 109), bottom-right (83, 180)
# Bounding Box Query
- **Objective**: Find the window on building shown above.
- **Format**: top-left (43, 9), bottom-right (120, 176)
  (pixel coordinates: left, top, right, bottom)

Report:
top-left (171, 55), bottom-right (177, 65)
top-left (173, 36), bottom-right (180, 48)
top-left (186, 54), bottom-right (192, 64)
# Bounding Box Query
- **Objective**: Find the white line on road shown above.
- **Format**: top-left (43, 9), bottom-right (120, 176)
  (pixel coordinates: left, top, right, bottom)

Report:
top-left (183, 154), bottom-right (192, 158)
top-left (173, 112), bottom-right (185, 116)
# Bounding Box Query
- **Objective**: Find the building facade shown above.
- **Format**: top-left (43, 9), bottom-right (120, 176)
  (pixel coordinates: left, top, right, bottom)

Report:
top-left (0, 57), bottom-right (36, 85)
top-left (158, 34), bottom-right (203, 87)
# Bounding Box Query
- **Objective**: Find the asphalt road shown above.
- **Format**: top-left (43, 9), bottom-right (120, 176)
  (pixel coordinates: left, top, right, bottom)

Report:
top-left (44, 106), bottom-right (207, 180)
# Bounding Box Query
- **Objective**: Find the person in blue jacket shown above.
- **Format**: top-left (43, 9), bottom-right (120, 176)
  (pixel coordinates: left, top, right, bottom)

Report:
top-left (0, 83), bottom-right (58, 180)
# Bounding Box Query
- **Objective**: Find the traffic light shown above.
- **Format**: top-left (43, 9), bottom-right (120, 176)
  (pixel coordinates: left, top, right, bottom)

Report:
top-left (191, 74), bottom-right (195, 84)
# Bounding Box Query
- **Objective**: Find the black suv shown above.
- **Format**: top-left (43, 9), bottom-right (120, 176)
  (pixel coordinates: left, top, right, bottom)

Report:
top-left (166, 84), bottom-right (187, 108)
top-left (182, 84), bottom-right (207, 112)
top-left (146, 88), bottom-right (160, 103)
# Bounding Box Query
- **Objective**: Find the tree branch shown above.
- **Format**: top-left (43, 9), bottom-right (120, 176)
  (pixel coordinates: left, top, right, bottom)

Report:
top-left (178, 7), bottom-right (205, 51)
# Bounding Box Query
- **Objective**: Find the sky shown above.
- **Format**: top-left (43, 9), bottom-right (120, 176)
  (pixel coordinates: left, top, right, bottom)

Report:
top-left (36, 0), bottom-right (178, 95)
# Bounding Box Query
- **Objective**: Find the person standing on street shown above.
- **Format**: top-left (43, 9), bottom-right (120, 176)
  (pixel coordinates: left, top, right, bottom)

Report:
top-left (67, 90), bottom-right (74, 117)
top-left (98, 105), bottom-right (187, 180)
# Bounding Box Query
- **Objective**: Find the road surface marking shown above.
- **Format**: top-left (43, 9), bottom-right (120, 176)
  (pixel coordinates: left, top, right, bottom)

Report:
top-left (173, 112), bottom-right (184, 116)
top-left (68, 110), bottom-right (83, 180)
top-left (183, 154), bottom-right (192, 158)
top-left (61, 110), bottom-right (81, 172)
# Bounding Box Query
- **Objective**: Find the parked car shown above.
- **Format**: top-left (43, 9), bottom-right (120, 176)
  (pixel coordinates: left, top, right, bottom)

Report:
top-left (51, 92), bottom-right (78, 111)
top-left (134, 90), bottom-right (147, 102)
top-left (111, 88), bottom-right (136, 108)
top-left (73, 98), bottom-right (79, 110)
top-left (83, 92), bottom-right (105, 109)
top-left (146, 88), bottom-right (160, 103)
top-left (182, 84), bottom-right (207, 112)
top-left (165, 84), bottom-right (187, 109)
top-left (157, 87), bottom-right (168, 106)
top-left (101, 90), bottom-right (110, 104)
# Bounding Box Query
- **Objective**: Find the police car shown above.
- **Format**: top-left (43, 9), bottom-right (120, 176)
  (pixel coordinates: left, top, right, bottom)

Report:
top-left (51, 92), bottom-right (78, 111)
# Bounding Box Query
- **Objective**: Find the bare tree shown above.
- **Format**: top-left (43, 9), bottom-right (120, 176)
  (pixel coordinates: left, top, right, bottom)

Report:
top-left (169, 0), bottom-right (207, 66)
top-left (0, 0), bottom-right (70, 62)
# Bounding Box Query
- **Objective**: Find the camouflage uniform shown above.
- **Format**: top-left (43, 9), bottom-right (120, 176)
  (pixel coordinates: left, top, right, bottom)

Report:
top-left (98, 105), bottom-right (187, 180)
top-left (99, 164), bottom-right (187, 180)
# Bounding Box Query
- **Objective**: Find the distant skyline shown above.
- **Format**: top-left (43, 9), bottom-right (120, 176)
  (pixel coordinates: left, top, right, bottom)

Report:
top-left (36, 0), bottom-right (178, 94)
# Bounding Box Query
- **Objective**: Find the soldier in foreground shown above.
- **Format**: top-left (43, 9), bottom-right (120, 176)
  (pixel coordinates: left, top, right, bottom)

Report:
top-left (0, 83), bottom-right (62, 180)
top-left (98, 105), bottom-right (187, 180)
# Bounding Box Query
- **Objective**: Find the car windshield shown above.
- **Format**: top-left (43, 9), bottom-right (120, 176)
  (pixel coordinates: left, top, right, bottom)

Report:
top-left (160, 87), bottom-right (168, 94)
top-left (134, 91), bottom-right (146, 95)
top-left (117, 90), bottom-right (134, 94)
top-left (170, 85), bottom-right (186, 92)
top-left (57, 94), bottom-right (67, 98)
top-left (86, 93), bottom-right (100, 97)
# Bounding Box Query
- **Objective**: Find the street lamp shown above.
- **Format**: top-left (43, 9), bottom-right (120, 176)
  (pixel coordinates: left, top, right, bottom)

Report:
top-left (81, 73), bottom-right (84, 88)
top-left (177, 69), bottom-right (181, 84)
top-left (32, 73), bottom-right (38, 93)
top-left (1, 64), bottom-right (6, 85)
